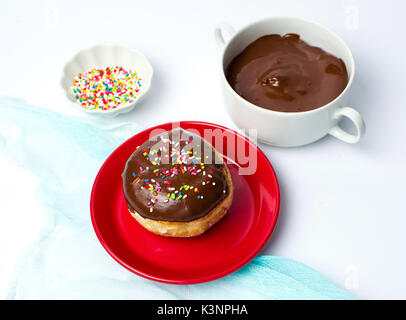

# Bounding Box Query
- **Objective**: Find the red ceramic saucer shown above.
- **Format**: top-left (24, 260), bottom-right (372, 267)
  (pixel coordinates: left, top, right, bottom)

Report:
top-left (90, 121), bottom-right (280, 284)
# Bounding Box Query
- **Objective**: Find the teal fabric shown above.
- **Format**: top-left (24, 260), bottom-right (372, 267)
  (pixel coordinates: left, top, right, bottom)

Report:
top-left (0, 97), bottom-right (354, 299)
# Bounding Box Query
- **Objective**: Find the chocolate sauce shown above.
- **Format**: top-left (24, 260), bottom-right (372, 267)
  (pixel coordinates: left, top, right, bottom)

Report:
top-left (226, 34), bottom-right (348, 112)
top-left (122, 128), bottom-right (229, 222)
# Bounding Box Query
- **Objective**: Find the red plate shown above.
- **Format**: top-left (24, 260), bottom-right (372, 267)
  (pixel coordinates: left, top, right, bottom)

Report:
top-left (91, 121), bottom-right (280, 284)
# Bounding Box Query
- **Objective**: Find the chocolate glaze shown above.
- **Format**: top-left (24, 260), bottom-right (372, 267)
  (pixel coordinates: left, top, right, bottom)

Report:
top-left (122, 128), bottom-right (229, 222)
top-left (227, 34), bottom-right (348, 112)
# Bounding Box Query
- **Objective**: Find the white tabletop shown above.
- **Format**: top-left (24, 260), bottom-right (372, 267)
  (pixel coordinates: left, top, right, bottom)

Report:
top-left (0, 0), bottom-right (405, 299)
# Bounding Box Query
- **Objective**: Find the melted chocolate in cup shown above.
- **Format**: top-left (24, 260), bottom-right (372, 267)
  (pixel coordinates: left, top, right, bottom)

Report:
top-left (226, 34), bottom-right (349, 112)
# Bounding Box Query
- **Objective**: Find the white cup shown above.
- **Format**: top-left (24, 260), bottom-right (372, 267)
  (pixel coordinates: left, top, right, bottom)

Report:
top-left (215, 17), bottom-right (365, 147)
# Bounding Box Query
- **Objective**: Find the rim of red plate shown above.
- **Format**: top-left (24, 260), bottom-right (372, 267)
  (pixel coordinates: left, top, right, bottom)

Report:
top-left (90, 121), bottom-right (280, 284)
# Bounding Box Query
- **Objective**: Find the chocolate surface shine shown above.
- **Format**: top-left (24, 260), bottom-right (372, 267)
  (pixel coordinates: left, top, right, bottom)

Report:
top-left (122, 128), bottom-right (228, 222)
top-left (227, 34), bottom-right (349, 112)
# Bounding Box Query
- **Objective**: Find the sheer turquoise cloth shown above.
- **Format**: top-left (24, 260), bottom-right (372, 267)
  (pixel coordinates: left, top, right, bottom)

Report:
top-left (0, 97), bottom-right (353, 299)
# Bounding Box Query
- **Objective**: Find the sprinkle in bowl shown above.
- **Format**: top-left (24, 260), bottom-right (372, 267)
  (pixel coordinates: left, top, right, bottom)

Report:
top-left (61, 44), bottom-right (153, 116)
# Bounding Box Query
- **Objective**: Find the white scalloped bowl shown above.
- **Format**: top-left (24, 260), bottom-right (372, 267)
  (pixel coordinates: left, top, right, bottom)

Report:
top-left (61, 44), bottom-right (153, 116)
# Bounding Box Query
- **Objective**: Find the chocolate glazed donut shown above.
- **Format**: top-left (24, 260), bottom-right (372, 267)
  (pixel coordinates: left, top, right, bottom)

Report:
top-left (122, 128), bottom-right (234, 237)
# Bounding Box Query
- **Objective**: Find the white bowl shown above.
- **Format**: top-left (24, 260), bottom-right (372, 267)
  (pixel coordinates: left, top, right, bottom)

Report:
top-left (61, 44), bottom-right (153, 116)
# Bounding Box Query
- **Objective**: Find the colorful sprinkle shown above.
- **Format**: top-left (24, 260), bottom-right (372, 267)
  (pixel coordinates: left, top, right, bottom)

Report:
top-left (72, 66), bottom-right (142, 111)
top-left (133, 132), bottom-right (227, 207)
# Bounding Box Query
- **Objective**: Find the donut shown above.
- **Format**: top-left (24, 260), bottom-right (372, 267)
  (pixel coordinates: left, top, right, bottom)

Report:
top-left (122, 128), bottom-right (234, 237)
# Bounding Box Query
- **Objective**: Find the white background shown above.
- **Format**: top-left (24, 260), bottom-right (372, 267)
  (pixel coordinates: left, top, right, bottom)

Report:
top-left (0, 0), bottom-right (405, 299)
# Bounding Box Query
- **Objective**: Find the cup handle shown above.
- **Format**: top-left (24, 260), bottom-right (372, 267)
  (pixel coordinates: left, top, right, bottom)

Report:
top-left (329, 107), bottom-right (366, 143)
top-left (214, 23), bottom-right (236, 48)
